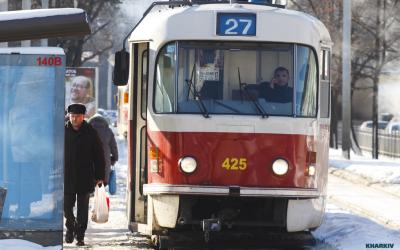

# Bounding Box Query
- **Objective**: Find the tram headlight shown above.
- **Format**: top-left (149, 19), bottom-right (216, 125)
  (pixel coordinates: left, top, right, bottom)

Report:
top-left (308, 165), bottom-right (316, 176)
top-left (179, 156), bottom-right (197, 174)
top-left (272, 158), bottom-right (289, 176)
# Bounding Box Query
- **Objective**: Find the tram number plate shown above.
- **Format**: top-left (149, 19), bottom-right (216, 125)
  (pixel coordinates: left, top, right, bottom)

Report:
top-left (222, 157), bottom-right (247, 171)
top-left (217, 13), bottom-right (256, 36)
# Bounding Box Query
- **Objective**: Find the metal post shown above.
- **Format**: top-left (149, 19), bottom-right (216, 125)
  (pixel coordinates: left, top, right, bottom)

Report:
top-left (107, 53), bottom-right (113, 109)
top-left (41, 0), bottom-right (49, 46)
top-left (0, 0), bottom-right (7, 47)
top-left (342, 0), bottom-right (351, 159)
top-left (21, 0), bottom-right (32, 47)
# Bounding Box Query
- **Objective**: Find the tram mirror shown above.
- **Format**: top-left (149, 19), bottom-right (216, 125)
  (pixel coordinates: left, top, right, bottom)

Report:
top-left (113, 49), bottom-right (130, 86)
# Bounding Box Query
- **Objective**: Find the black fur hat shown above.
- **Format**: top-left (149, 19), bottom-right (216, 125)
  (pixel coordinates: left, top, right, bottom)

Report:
top-left (67, 103), bottom-right (86, 114)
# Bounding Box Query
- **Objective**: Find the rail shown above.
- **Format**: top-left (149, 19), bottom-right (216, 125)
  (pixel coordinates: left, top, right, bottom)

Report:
top-left (354, 127), bottom-right (400, 158)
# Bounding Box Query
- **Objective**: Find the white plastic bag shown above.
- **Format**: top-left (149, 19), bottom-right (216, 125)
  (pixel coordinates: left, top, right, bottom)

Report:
top-left (91, 184), bottom-right (109, 223)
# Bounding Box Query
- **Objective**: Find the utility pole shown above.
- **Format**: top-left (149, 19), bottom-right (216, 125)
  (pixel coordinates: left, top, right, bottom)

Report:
top-left (0, 0), bottom-right (7, 47)
top-left (342, 0), bottom-right (351, 159)
top-left (372, 0), bottom-right (385, 159)
top-left (21, 0), bottom-right (32, 47)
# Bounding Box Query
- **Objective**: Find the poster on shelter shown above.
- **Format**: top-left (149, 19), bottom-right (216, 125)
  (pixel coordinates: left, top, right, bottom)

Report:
top-left (65, 67), bottom-right (97, 118)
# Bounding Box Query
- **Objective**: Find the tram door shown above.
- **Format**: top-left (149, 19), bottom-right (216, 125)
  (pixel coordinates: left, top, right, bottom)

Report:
top-left (127, 42), bottom-right (149, 228)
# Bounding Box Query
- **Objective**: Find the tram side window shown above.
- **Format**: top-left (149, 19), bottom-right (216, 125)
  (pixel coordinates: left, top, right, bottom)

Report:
top-left (154, 43), bottom-right (176, 113)
top-left (295, 46), bottom-right (318, 117)
top-left (320, 49), bottom-right (330, 118)
top-left (141, 50), bottom-right (148, 119)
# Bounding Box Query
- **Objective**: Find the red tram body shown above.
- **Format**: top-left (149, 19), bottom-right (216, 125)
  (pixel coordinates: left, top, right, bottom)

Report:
top-left (113, 0), bottom-right (332, 244)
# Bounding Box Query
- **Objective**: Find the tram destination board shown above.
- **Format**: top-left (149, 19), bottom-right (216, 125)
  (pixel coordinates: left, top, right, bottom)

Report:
top-left (216, 13), bottom-right (256, 36)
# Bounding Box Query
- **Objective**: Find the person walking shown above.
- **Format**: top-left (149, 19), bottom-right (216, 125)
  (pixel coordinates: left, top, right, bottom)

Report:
top-left (64, 103), bottom-right (105, 246)
top-left (88, 113), bottom-right (119, 186)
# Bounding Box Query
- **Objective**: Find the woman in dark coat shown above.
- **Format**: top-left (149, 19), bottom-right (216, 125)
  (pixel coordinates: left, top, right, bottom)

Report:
top-left (88, 114), bottom-right (118, 185)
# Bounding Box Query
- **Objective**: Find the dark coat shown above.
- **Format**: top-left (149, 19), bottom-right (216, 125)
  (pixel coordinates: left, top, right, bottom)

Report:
top-left (88, 115), bottom-right (118, 184)
top-left (259, 82), bottom-right (293, 103)
top-left (64, 120), bottom-right (105, 194)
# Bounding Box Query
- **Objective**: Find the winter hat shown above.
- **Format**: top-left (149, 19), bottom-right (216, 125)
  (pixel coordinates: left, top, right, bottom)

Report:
top-left (67, 103), bottom-right (86, 114)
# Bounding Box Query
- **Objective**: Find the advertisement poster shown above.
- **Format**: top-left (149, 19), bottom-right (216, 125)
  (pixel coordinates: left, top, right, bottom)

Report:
top-left (65, 67), bottom-right (98, 118)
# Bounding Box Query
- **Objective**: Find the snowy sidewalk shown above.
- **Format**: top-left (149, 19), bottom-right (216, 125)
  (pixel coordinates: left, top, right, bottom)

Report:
top-left (328, 174), bottom-right (400, 230)
top-left (63, 138), bottom-right (152, 250)
top-left (329, 149), bottom-right (400, 198)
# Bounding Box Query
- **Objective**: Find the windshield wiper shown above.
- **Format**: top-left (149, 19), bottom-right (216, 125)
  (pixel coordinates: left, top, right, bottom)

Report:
top-left (185, 63), bottom-right (209, 118)
top-left (238, 68), bottom-right (268, 118)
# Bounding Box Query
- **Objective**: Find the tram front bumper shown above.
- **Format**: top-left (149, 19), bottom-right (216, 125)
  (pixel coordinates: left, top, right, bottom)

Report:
top-left (143, 184), bottom-right (319, 198)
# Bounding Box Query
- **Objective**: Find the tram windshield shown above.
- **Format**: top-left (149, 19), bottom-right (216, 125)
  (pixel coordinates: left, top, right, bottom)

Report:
top-left (154, 41), bottom-right (318, 117)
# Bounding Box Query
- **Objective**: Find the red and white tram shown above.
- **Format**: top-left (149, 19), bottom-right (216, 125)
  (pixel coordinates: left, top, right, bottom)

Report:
top-left (113, 0), bottom-right (331, 245)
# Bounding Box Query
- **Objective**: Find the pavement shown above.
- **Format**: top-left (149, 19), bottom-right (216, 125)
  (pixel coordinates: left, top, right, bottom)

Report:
top-left (62, 190), bottom-right (153, 250)
top-left (328, 163), bottom-right (400, 230)
top-left (327, 173), bottom-right (400, 230)
top-left (329, 167), bottom-right (400, 199)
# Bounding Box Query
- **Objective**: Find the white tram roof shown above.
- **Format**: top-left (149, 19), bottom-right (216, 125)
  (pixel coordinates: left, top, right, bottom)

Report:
top-left (0, 47), bottom-right (65, 55)
top-left (129, 3), bottom-right (331, 49)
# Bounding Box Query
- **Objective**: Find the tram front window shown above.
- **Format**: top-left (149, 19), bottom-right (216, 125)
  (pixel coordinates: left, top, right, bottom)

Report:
top-left (154, 41), bottom-right (318, 117)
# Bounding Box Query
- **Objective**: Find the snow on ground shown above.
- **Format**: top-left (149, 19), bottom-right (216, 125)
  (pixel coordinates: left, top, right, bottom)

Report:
top-left (329, 148), bottom-right (400, 185)
top-left (0, 239), bottom-right (60, 250)
top-left (313, 148), bottom-right (400, 250)
top-left (313, 204), bottom-right (400, 250)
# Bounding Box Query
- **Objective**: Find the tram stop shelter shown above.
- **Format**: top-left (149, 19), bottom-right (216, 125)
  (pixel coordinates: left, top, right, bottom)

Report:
top-left (0, 8), bottom-right (90, 246)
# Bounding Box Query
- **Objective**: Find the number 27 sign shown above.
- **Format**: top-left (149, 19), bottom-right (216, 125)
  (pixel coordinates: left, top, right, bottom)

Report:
top-left (217, 13), bottom-right (256, 36)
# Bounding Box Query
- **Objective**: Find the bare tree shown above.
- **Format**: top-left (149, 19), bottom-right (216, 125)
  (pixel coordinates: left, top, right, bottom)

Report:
top-left (289, 0), bottom-right (400, 155)
top-left (351, 0), bottom-right (400, 158)
top-left (48, 0), bottom-right (122, 67)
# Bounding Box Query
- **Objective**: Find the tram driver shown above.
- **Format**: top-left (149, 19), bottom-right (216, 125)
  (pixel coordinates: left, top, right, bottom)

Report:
top-left (259, 66), bottom-right (293, 103)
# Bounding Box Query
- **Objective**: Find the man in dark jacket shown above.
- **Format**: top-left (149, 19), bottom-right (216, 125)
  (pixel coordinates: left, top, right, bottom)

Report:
top-left (259, 66), bottom-right (293, 103)
top-left (64, 103), bottom-right (105, 246)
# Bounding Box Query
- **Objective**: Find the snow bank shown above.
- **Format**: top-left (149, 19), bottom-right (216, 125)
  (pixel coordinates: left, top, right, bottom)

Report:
top-left (0, 239), bottom-right (60, 250)
top-left (329, 148), bottom-right (400, 184)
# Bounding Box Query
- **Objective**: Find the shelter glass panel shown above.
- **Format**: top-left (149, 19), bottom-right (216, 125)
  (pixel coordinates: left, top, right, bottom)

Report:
top-left (0, 53), bottom-right (64, 230)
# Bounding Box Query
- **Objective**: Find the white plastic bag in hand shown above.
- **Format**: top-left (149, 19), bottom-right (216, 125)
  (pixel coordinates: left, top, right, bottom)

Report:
top-left (91, 184), bottom-right (109, 223)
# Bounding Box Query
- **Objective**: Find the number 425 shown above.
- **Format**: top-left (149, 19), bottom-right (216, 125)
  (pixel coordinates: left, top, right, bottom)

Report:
top-left (222, 157), bottom-right (247, 171)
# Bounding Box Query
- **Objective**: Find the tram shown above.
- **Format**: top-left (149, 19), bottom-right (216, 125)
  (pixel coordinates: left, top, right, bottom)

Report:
top-left (113, 0), bottom-right (331, 245)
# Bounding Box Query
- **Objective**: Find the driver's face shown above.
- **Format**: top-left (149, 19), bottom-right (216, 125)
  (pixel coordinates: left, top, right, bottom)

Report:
top-left (274, 70), bottom-right (289, 86)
